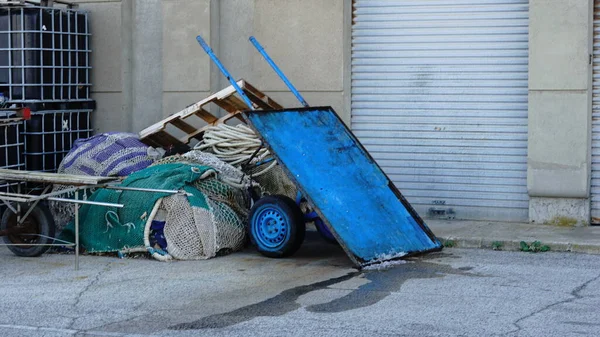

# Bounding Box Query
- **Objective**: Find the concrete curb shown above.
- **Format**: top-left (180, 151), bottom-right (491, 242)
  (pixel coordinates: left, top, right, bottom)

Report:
top-left (437, 236), bottom-right (600, 255)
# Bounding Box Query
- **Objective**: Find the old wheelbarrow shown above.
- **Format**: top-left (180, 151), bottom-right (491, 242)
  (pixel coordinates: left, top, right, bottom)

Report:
top-left (197, 36), bottom-right (442, 268)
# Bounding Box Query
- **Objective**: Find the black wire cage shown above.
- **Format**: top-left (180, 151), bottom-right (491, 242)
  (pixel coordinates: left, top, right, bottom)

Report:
top-left (23, 107), bottom-right (92, 172)
top-left (0, 2), bottom-right (90, 102)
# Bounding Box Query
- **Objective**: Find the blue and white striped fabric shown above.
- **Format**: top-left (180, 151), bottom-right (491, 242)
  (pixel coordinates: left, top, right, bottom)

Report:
top-left (59, 132), bottom-right (154, 177)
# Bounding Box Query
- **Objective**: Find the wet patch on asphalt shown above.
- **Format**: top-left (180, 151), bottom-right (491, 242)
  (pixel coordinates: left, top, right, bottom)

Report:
top-left (169, 272), bottom-right (358, 330)
top-left (307, 260), bottom-right (479, 313)
top-left (170, 254), bottom-right (479, 330)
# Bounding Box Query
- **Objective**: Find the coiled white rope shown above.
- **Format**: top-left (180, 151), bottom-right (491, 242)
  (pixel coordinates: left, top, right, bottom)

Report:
top-left (194, 124), bottom-right (277, 178)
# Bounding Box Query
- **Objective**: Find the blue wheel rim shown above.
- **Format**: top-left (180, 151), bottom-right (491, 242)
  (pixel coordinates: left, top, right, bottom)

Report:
top-left (252, 206), bottom-right (290, 249)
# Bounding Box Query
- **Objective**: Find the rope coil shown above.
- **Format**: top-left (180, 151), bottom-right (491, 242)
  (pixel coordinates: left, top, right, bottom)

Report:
top-left (194, 124), bottom-right (277, 177)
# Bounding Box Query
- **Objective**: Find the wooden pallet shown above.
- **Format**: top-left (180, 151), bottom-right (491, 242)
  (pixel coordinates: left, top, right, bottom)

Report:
top-left (139, 80), bottom-right (283, 149)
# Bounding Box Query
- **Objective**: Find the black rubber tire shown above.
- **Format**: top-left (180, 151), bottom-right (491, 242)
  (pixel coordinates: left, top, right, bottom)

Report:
top-left (248, 195), bottom-right (305, 258)
top-left (1, 203), bottom-right (55, 257)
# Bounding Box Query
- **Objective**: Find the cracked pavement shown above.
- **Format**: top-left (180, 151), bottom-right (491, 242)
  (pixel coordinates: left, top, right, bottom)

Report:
top-left (1, 232), bottom-right (599, 337)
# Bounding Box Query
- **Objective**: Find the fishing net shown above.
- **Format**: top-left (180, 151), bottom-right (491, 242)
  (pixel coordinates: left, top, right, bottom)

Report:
top-left (153, 193), bottom-right (244, 260)
top-left (152, 151), bottom-right (253, 217)
top-left (60, 163), bottom-right (247, 260)
top-left (249, 164), bottom-right (297, 199)
top-left (49, 133), bottom-right (160, 233)
top-left (194, 124), bottom-right (297, 199)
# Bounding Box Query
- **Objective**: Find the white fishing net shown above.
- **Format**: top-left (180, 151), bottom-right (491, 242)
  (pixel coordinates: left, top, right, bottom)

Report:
top-left (250, 164), bottom-right (297, 199)
top-left (154, 193), bottom-right (243, 260)
top-left (143, 154), bottom-right (249, 260)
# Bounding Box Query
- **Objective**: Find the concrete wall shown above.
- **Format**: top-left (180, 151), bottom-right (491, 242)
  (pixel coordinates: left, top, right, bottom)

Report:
top-left (72, 0), bottom-right (213, 133)
top-left (217, 0), bottom-right (347, 123)
top-left (527, 0), bottom-right (593, 225)
top-left (73, 0), bottom-right (346, 134)
top-left (70, 0), bottom-right (127, 134)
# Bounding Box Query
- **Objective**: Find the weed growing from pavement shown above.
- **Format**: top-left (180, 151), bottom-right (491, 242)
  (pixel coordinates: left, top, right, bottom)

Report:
top-left (520, 241), bottom-right (550, 253)
top-left (492, 241), bottom-right (503, 250)
top-left (443, 240), bottom-right (456, 248)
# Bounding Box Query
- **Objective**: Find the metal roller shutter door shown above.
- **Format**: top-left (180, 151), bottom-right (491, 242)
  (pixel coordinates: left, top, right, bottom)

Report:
top-left (351, 0), bottom-right (529, 221)
top-left (591, 1), bottom-right (600, 224)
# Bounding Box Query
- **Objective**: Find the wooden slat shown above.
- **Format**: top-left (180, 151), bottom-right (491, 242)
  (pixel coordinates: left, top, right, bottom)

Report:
top-left (184, 111), bottom-right (241, 142)
top-left (183, 126), bottom-right (209, 144)
top-left (225, 95), bottom-right (252, 111)
top-left (0, 169), bottom-right (117, 185)
top-left (193, 108), bottom-right (218, 123)
top-left (150, 131), bottom-right (184, 148)
top-left (217, 111), bottom-right (244, 124)
top-left (139, 80), bottom-right (284, 149)
top-left (139, 83), bottom-right (241, 138)
top-left (243, 82), bottom-right (284, 109)
top-left (170, 119), bottom-right (197, 134)
top-left (241, 81), bottom-right (264, 98)
top-left (141, 136), bottom-right (164, 148)
top-left (263, 96), bottom-right (284, 110)
top-left (226, 112), bottom-right (246, 123)
top-left (213, 99), bottom-right (241, 113)
top-left (244, 91), bottom-right (276, 110)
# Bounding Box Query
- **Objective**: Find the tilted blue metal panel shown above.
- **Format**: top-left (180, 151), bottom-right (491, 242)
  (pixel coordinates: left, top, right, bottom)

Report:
top-left (244, 107), bottom-right (442, 266)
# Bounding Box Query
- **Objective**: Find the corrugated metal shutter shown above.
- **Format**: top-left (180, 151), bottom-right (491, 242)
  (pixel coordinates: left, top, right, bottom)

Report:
top-left (591, 2), bottom-right (600, 224)
top-left (351, 0), bottom-right (529, 221)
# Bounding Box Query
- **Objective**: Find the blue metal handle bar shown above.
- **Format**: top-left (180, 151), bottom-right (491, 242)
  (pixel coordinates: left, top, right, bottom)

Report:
top-left (196, 36), bottom-right (255, 110)
top-left (249, 36), bottom-right (309, 107)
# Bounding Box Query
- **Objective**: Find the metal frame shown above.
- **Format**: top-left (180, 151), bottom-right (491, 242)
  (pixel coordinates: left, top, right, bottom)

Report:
top-left (0, 170), bottom-right (185, 270)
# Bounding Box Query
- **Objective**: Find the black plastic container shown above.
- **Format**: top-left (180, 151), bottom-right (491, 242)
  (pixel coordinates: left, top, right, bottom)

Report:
top-left (0, 6), bottom-right (90, 102)
top-left (23, 108), bottom-right (92, 172)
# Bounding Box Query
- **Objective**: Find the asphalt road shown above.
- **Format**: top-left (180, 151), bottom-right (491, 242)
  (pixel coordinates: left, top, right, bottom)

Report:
top-left (1, 231), bottom-right (599, 337)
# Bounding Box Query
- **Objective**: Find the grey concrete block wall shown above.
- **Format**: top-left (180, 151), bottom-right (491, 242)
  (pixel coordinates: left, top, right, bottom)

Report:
top-left (529, 0), bottom-right (591, 91)
top-left (73, 0), bottom-right (214, 132)
top-left (70, 0), bottom-right (126, 133)
top-left (527, 0), bottom-right (593, 224)
top-left (74, 0), bottom-right (346, 132)
top-left (527, 90), bottom-right (590, 197)
top-left (162, 0), bottom-right (211, 96)
top-left (251, 0), bottom-right (344, 92)
top-left (131, 0), bottom-right (163, 132)
top-left (218, 0), bottom-right (347, 123)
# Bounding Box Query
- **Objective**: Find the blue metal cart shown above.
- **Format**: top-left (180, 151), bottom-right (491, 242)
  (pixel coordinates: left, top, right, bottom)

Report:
top-left (196, 36), bottom-right (442, 268)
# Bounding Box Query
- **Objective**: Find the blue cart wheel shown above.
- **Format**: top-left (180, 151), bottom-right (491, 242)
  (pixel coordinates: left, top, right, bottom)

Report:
top-left (248, 195), bottom-right (305, 258)
top-left (314, 218), bottom-right (337, 244)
